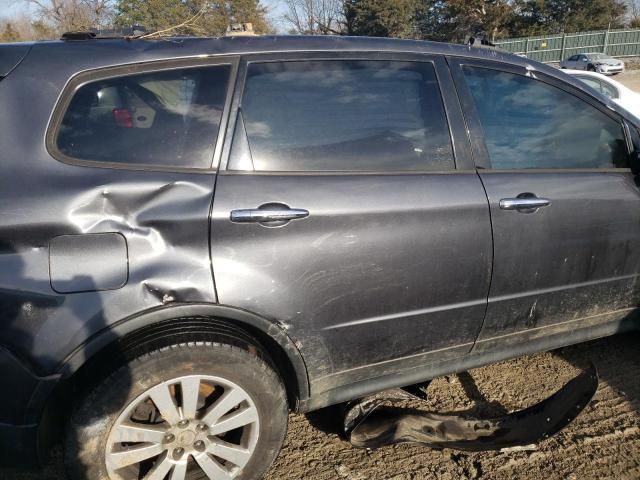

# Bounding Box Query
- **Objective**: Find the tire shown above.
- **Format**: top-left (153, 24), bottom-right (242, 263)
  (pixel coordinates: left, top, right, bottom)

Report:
top-left (65, 341), bottom-right (288, 480)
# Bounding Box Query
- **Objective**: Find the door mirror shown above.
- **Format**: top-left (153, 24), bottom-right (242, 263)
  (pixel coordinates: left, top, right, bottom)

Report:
top-left (582, 58), bottom-right (588, 62)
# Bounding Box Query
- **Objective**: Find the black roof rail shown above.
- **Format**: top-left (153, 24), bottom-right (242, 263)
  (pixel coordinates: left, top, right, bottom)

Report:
top-left (60, 25), bottom-right (146, 41)
top-left (60, 31), bottom-right (97, 41)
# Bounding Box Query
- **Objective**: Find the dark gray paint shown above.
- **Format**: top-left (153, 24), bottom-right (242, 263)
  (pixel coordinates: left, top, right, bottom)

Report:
top-left (476, 171), bottom-right (640, 341)
top-left (0, 35), bottom-right (639, 465)
top-left (0, 43), bottom-right (30, 77)
top-left (211, 173), bottom-right (493, 386)
top-left (49, 233), bottom-right (129, 293)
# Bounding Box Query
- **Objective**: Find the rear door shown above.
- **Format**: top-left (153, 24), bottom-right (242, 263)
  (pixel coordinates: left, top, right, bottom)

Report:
top-left (449, 57), bottom-right (640, 352)
top-left (210, 53), bottom-right (493, 392)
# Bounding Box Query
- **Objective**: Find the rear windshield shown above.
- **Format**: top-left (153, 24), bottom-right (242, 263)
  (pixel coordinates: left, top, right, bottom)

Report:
top-left (55, 65), bottom-right (231, 169)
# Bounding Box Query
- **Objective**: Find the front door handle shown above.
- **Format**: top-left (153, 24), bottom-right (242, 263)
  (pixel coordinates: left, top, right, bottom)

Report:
top-left (499, 195), bottom-right (551, 211)
top-left (230, 205), bottom-right (310, 224)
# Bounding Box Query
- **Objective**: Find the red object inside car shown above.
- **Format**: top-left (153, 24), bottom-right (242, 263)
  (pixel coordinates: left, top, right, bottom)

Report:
top-left (112, 108), bottom-right (133, 128)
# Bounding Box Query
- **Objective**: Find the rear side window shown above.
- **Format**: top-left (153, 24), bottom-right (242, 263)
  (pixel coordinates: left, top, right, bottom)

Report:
top-left (463, 66), bottom-right (628, 169)
top-left (55, 65), bottom-right (231, 169)
top-left (239, 60), bottom-right (454, 172)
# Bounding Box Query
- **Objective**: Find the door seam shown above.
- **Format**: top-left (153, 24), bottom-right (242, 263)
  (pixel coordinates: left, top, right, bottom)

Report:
top-left (471, 169), bottom-right (495, 353)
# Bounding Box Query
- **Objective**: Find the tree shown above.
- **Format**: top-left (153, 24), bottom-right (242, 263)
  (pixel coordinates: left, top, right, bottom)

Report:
top-left (114, 0), bottom-right (272, 36)
top-left (509, 0), bottom-right (626, 36)
top-left (19, 0), bottom-right (114, 33)
top-left (114, 0), bottom-right (189, 32)
top-left (442, 0), bottom-right (513, 41)
top-left (414, 0), bottom-right (455, 42)
top-left (0, 22), bottom-right (21, 42)
top-left (631, 0), bottom-right (640, 27)
top-left (344, 0), bottom-right (421, 37)
top-left (282, 0), bottom-right (345, 34)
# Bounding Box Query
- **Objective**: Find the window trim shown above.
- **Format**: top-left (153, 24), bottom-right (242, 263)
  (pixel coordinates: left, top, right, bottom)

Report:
top-left (218, 51), bottom-right (473, 174)
top-left (447, 56), bottom-right (633, 173)
top-left (46, 56), bottom-right (240, 173)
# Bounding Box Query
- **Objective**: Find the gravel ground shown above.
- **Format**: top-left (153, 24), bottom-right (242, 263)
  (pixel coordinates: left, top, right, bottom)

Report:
top-left (3, 64), bottom-right (640, 480)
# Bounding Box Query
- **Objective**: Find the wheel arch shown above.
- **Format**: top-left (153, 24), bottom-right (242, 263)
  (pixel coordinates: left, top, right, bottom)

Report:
top-left (59, 303), bottom-right (310, 408)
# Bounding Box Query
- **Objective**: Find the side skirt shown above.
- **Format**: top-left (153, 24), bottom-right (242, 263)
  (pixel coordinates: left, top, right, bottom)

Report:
top-left (299, 309), bottom-right (639, 413)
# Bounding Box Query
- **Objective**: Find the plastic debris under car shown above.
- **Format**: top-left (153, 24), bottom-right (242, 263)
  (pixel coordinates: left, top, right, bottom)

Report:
top-left (344, 364), bottom-right (598, 452)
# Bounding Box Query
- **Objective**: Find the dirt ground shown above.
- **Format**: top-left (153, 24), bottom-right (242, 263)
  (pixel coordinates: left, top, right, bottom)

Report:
top-left (614, 70), bottom-right (640, 91)
top-left (265, 333), bottom-right (640, 480)
top-left (3, 332), bottom-right (639, 480)
top-left (3, 69), bottom-right (640, 480)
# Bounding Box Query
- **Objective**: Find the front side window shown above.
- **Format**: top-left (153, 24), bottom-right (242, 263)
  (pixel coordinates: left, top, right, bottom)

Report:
top-left (463, 66), bottom-right (628, 169)
top-left (56, 65), bottom-right (231, 168)
top-left (240, 60), bottom-right (454, 172)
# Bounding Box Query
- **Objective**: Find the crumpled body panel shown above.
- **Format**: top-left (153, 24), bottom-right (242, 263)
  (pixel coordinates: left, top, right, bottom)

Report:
top-left (0, 45), bottom-right (218, 375)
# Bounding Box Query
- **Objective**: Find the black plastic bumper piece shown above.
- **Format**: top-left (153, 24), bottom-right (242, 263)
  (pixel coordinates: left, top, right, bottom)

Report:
top-left (0, 347), bottom-right (60, 466)
top-left (347, 364), bottom-right (598, 451)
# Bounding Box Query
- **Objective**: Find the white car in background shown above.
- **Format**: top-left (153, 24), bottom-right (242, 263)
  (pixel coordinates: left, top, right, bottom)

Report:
top-left (560, 53), bottom-right (625, 75)
top-left (563, 69), bottom-right (640, 119)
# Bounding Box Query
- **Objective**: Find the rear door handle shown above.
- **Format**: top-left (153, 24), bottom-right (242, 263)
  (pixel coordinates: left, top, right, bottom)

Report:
top-left (499, 196), bottom-right (551, 211)
top-left (230, 206), bottom-right (309, 223)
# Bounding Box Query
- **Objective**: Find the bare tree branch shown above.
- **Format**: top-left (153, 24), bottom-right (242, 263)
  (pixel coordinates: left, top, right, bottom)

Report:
top-left (133, 3), bottom-right (209, 38)
top-left (282, 0), bottom-right (344, 34)
top-left (18, 0), bottom-right (114, 32)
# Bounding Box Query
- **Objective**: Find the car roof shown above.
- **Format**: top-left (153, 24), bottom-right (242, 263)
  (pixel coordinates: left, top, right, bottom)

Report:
top-left (9, 35), bottom-right (531, 67)
top-left (7, 34), bottom-right (572, 83)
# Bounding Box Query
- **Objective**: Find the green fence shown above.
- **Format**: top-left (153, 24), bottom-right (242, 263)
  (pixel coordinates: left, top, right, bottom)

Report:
top-left (495, 28), bottom-right (640, 63)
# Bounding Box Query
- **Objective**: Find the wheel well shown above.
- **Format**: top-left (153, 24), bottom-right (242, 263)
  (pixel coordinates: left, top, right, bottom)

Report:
top-left (69, 316), bottom-right (303, 410)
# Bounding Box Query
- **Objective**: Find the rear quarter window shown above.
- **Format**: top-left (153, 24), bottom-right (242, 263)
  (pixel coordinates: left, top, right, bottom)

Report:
top-left (53, 64), bottom-right (231, 169)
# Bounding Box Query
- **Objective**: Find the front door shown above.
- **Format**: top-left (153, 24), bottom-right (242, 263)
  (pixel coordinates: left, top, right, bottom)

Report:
top-left (211, 53), bottom-right (493, 393)
top-left (450, 58), bottom-right (640, 351)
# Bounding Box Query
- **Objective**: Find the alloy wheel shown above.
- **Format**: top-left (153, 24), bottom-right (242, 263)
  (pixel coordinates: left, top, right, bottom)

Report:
top-left (105, 374), bottom-right (260, 480)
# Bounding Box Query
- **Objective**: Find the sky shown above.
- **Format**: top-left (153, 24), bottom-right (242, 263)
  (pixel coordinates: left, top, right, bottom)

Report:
top-left (0, 0), bottom-right (27, 20)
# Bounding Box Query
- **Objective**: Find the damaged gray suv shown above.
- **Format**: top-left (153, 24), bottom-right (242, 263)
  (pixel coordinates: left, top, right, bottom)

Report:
top-left (1, 34), bottom-right (640, 480)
